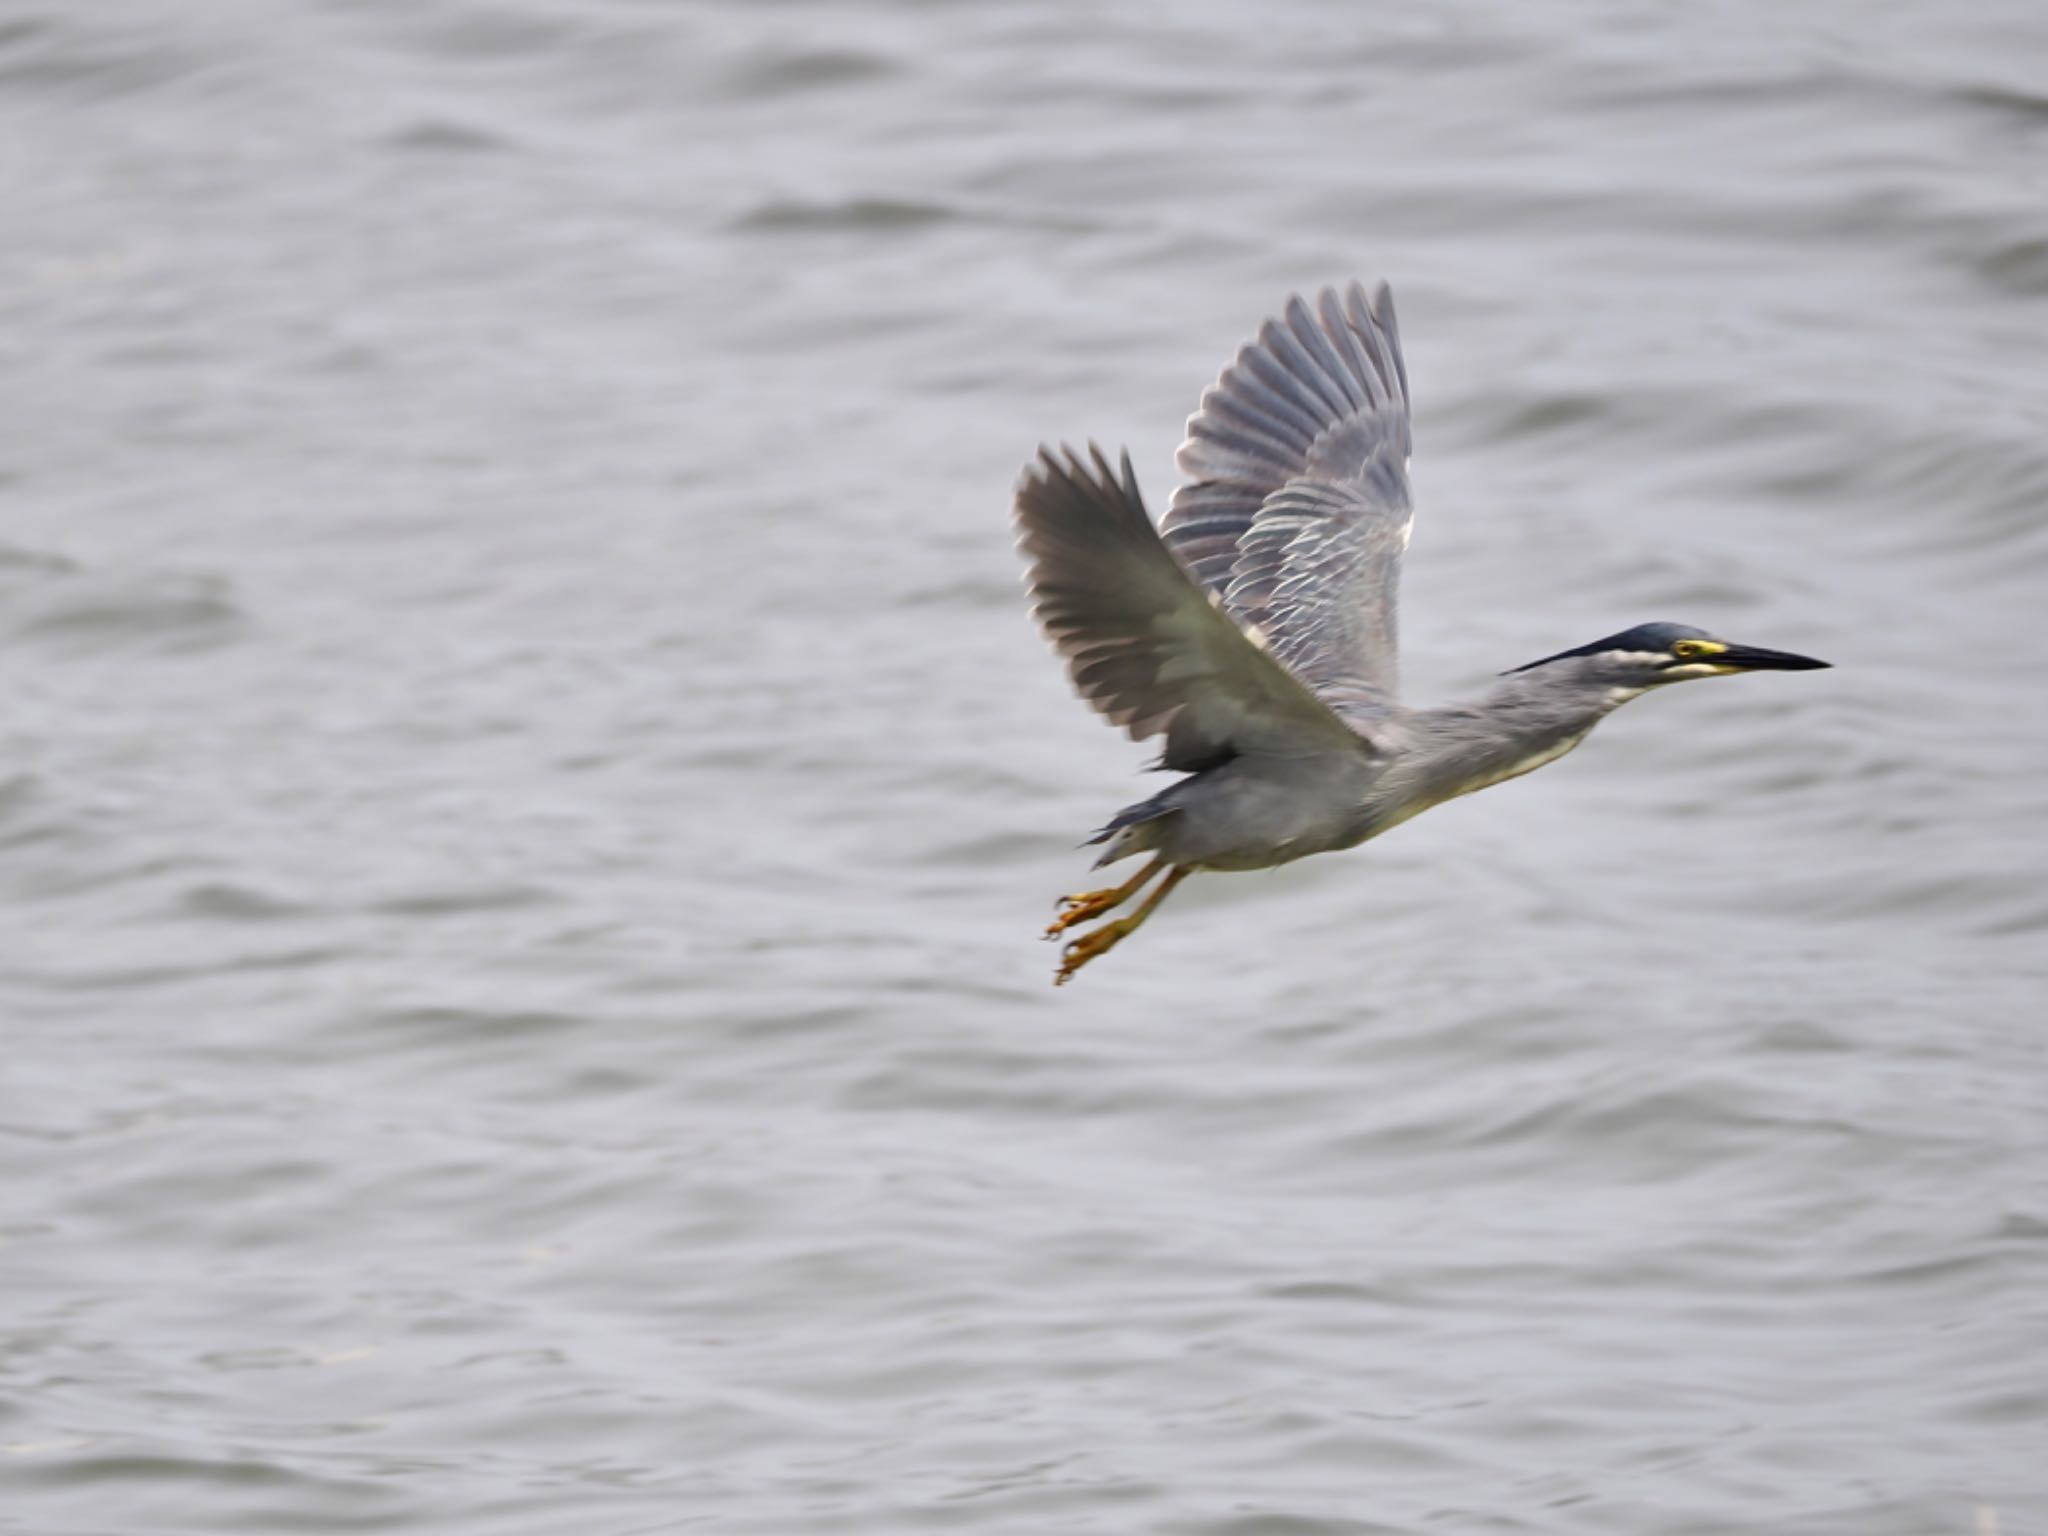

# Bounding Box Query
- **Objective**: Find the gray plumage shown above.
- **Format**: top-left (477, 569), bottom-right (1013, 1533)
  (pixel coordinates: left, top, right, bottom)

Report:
top-left (1013, 282), bottom-right (1828, 981)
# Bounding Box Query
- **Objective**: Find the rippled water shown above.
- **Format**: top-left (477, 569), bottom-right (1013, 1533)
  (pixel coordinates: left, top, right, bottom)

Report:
top-left (4, 3), bottom-right (2045, 1532)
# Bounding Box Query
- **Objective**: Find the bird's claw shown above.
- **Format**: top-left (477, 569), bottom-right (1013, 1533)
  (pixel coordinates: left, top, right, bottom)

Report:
top-left (1053, 918), bottom-right (1133, 986)
top-left (1043, 888), bottom-right (1121, 940)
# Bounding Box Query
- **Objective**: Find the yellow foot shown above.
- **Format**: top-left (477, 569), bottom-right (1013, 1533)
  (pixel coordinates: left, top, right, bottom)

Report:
top-left (1044, 886), bottom-right (1127, 940)
top-left (1053, 918), bottom-right (1135, 986)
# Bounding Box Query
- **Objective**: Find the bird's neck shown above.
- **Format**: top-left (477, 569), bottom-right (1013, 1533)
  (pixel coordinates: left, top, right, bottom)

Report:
top-left (1398, 672), bottom-right (1634, 801)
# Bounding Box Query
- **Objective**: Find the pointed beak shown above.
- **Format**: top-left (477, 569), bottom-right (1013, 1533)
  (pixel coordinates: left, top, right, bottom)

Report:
top-left (1713, 642), bottom-right (1830, 672)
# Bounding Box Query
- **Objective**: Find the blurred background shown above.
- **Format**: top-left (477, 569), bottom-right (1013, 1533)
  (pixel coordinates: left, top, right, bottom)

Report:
top-left (3, 2), bottom-right (2044, 1533)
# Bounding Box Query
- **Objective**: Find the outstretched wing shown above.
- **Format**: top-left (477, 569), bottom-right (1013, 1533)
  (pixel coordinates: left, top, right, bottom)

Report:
top-left (1160, 282), bottom-right (1413, 717)
top-left (1014, 445), bottom-right (1366, 773)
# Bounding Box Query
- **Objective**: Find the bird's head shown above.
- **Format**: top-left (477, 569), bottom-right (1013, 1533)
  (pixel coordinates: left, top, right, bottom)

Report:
top-left (1507, 621), bottom-right (1830, 691)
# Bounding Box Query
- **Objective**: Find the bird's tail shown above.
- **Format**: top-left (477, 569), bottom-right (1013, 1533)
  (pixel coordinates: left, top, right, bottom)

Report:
top-left (1085, 788), bottom-right (1180, 869)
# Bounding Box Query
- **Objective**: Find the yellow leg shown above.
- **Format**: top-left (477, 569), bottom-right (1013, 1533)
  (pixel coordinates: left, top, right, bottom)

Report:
top-left (1044, 856), bottom-right (1168, 940)
top-left (1054, 866), bottom-right (1190, 986)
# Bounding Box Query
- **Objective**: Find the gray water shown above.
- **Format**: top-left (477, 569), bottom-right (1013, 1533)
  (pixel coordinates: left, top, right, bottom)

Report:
top-left (4, 3), bottom-right (2046, 1532)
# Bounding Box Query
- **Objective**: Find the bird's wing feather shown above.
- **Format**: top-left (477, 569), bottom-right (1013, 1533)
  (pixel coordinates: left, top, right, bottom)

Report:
top-left (1161, 282), bottom-right (1413, 716)
top-left (1014, 444), bottom-right (1367, 773)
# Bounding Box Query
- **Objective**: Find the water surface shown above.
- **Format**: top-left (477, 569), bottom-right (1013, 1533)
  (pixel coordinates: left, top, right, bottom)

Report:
top-left (3, 3), bottom-right (2045, 1532)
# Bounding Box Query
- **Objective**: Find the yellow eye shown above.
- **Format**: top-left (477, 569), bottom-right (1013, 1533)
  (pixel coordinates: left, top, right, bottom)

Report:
top-left (1671, 640), bottom-right (1707, 659)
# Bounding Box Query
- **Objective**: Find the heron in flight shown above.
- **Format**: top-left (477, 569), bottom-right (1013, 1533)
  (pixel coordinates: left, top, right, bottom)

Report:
top-left (1014, 282), bottom-right (1828, 985)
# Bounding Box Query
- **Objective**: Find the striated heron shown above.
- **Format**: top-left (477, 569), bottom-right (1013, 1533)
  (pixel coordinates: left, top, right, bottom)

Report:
top-left (1013, 282), bottom-right (1828, 985)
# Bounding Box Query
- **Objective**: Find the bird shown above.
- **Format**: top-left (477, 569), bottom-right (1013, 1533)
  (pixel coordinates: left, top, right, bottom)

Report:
top-left (1012, 281), bottom-right (1829, 986)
